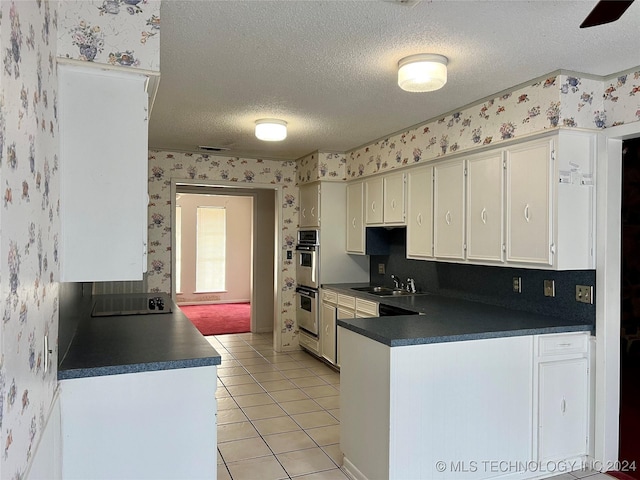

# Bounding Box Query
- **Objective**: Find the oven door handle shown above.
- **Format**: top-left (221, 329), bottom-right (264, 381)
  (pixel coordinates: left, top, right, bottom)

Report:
top-left (295, 245), bottom-right (316, 252)
top-left (295, 287), bottom-right (317, 298)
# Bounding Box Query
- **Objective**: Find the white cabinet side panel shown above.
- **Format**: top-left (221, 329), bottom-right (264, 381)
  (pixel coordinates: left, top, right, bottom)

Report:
top-left (60, 366), bottom-right (217, 479)
top-left (340, 328), bottom-right (391, 480)
top-left (389, 336), bottom-right (534, 480)
top-left (59, 66), bottom-right (148, 281)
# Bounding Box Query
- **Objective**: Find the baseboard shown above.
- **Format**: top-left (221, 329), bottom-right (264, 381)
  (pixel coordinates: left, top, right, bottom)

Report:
top-left (177, 299), bottom-right (250, 306)
top-left (342, 457), bottom-right (369, 480)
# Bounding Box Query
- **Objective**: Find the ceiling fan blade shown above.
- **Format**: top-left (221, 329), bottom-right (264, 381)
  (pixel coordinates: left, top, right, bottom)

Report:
top-left (580, 0), bottom-right (634, 28)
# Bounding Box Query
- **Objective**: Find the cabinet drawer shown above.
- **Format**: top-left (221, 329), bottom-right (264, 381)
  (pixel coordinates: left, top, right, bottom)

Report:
top-left (356, 298), bottom-right (378, 317)
top-left (322, 290), bottom-right (338, 304)
top-left (337, 294), bottom-right (356, 309)
top-left (299, 330), bottom-right (320, 355)
top-left (538, 333), bottom-right (588, 357)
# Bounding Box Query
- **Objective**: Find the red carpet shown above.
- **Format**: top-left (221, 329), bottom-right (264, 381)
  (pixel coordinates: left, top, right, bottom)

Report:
top-left (179, 303), bottom-right (250, 336)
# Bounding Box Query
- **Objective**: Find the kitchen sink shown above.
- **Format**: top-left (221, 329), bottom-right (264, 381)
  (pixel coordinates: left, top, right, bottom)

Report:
top-left (351, 286), bottom-right (421, 297)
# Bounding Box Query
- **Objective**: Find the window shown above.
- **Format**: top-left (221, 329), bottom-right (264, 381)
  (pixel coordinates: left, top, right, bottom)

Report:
top-left (196, 206), bottom-right (226, 292)
top-left (175, 206), bottom-right (182, 293)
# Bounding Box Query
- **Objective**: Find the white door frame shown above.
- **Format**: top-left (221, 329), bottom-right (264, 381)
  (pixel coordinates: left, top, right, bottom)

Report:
top-left (595, 122), bottom-right (640, 466)
top-left (171, 179), bottom-right (283, 350)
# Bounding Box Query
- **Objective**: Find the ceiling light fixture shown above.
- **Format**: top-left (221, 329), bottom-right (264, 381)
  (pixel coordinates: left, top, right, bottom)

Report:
top-left (397, 54), bottom-right (448, 92)
top-left (255, 119), bottom-right (287, 141)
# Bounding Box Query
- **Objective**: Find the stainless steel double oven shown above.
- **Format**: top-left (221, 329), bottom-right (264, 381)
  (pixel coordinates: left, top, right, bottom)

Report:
top-left (295, 230), bottom-right (320, 337)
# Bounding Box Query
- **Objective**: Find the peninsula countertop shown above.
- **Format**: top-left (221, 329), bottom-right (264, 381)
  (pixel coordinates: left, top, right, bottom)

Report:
top-left (58, 293), bottom-right (221, 380)
top-left (324, 283), bottom-right (594, 347)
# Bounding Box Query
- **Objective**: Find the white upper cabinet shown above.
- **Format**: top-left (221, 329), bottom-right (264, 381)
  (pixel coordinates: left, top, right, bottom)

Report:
top-left (504, 131), bottom-right (594, 270)
top-left (406, 166), bottom-right (434, 259)
top-left (346, 181), bottom-right (365, 254)
top-left (383, 172), bottom-right (406, 224)
top-left (467, 151), bottom-right (504, 262)
top-left (364, 171), bottom-right (406, 226)
top-left (59, 64), bottom-right (149, 282)
top-left (365, 177), bottom-right (384, 225)
top-left (505, 139), bottom-right (553, 265)
top-left (299, 182), bottom-right (320, 228)
top-left (434, 160), bottom-right (466, 260)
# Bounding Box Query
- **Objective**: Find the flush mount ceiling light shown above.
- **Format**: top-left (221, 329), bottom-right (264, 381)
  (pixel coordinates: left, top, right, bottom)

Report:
top-left (397, 54), bottom-right (448, 92)
top-left (255, 119), bottom-right (287, 141)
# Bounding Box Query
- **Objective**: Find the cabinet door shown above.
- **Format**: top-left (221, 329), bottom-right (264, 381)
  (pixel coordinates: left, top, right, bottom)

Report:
top-left (407, 166), bottom-right (434, 258)
top-left (321, 303), bottom-right (337, 364)
top-left (506, 140), bottom-right (552, 265)
top-left (434, 160), bottom-right (466, 259)
top-left (383, 172), bottom-right (406, 224)
top-left (59, 65), bottom-right (148, 281)
top-left (537, 358), bottom-right (588, 462)
top-left (467, 152), bottom-right (504, 262)
top-left (299, 183), bottom-right (320, 228)
top-left (365, 177), bottom-right (384, 225)
top-left (346, 182), bottom-right (365, 254)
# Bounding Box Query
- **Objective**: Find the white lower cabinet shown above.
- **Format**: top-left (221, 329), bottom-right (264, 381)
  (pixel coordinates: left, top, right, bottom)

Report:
top-left (321, 290), bottom-right (378, 368)
top-left (340, 329), bottom-right (591, 480)
top-left (535, 333), bottom-right (590, 463)
top-left (60, 366), bottom-right (218, 479)
top-left (320, 300), bottom-right (336, 364)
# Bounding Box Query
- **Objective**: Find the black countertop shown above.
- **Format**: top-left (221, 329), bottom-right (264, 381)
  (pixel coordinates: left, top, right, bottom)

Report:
top-left (58, 293), bottom-right (221, 380)
top-left (325, 283), bottom-right (594, 347)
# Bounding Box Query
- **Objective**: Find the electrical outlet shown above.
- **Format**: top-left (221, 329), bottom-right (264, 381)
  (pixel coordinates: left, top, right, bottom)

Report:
top-left (513, 277), bottom-right (522, 293)
top-left (286, 250), bottom-right (292, 260)
top-left (576, 285), bottom-right (594, 304)
top-left (378, 263), bottom-right (386, 274)
top-left (544, 280), bottom-right (555, 297)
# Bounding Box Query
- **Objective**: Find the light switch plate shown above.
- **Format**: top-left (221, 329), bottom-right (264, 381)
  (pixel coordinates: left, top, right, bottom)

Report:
top-left (576, 285), bottom-right (594, 304)
top-left (544, 280), bottom-right (555, 297)
top-left (378, 263), bottom-right (386, 274)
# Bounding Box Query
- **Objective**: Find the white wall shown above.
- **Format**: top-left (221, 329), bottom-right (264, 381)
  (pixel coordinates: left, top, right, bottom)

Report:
top-left (176, 194), bottom-right (252, 304)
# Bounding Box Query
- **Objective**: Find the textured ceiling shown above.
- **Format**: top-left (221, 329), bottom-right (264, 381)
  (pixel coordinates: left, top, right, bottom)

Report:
top-left (148, 0), bottom-right (640, 161)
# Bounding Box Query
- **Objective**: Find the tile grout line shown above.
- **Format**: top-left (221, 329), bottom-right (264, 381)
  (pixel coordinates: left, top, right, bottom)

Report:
top-left (213, 334), bottom-right (344, 479)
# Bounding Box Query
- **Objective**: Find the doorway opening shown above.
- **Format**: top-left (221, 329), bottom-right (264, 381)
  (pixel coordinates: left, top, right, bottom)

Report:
top-left (619, 137), bottom-right (640, 479)
top-left (172, 182), bottom-right (277, 339)
top-left (175, 192), bottom-right (253, 335)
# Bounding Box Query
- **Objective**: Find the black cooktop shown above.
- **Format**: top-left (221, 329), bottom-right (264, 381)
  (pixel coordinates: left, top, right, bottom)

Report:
top-left (91, 293), bottom-right (172, 317)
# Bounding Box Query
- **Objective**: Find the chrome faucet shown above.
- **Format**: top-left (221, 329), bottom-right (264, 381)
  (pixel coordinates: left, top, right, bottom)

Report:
top-left (391, 274), bottom-right (400, 289)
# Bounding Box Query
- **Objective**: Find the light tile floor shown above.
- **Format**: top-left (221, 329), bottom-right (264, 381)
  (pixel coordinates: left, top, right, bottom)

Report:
top-left (207, 332), bottom-right (623, 480)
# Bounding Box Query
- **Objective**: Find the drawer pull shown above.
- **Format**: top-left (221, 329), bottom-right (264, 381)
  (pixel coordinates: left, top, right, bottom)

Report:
top-left (561, 398), bottom-right (566, 414)
top-left (481, 208), bottom-right (487, 224)
top-left (445, 211), bottom-right (452, 225)
top-left (524, 204), bottom-right (530, 223)
top-left (417, 213), bottom-right (423, 226)
top-left (557, 343), bottom-right (572, 347)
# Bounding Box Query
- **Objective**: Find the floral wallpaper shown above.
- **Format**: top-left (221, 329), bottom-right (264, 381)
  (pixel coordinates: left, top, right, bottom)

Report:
top-left (57, 0), bottom-right (160, 71)
top-left (147, 151), bottom-right (300, 348)
top-left (346, 73), bottom-right (613, 178)
top-left (0, 1), bottom-right (60, 478)
top-left (602, 69), bottom-right (640, 127)
top-left (297, 151), bottom-right (346, 184)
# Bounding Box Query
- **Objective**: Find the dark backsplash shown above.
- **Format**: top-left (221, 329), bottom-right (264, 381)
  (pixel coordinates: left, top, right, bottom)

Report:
top-left (368, 227), bottom-right (596, 324)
